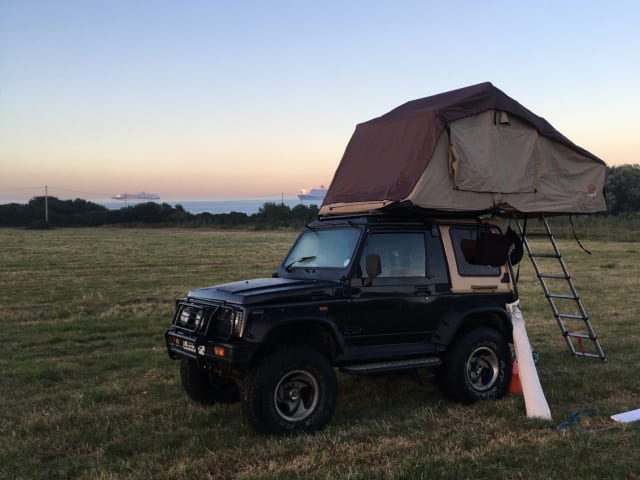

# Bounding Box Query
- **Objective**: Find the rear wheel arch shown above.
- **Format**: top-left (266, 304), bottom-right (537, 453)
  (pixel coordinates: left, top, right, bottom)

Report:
top-left (434, 309), bottom-right (513, 348)
top-left (458, 311), bottom-right (512, 341)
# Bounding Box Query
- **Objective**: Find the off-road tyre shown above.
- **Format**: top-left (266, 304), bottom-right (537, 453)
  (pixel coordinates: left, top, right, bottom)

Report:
top-left (180, 359), bottom-right (240, 404)
top-left (241, 346), bottom-right (338, 435)
top-left (438, 327), bottom-right (512, 404)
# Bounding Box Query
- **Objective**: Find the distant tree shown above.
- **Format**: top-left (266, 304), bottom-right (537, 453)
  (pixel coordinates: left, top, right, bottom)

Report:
top-left (253, 202), bottom-right (292, 227)
top-left (291, 203), bottom-right (319, 227)
top-left (252, 202), bottom-right (318, 228)
top-left (0, 202), bottom-right (27, 226)
top-left (0, 196), bottom-right (110, 227)
top-left (605, 164), bottom-right (640, 215)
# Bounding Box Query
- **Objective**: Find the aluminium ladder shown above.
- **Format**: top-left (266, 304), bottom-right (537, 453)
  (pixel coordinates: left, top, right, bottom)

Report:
top-left (515, 217), bottom-right (606, 361)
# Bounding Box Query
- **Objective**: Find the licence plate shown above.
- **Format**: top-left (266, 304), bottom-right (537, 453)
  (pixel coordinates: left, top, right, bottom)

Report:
top-left (182, 340), bottom-right (196, 353)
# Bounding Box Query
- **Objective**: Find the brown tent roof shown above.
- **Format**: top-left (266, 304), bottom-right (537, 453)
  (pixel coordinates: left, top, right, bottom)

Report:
top-left (321, 82), bottom-right (605, 215)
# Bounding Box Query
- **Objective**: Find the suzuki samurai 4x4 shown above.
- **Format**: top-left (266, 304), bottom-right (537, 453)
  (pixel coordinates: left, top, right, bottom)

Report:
top-left (165, 214), bottom-right (520, 435)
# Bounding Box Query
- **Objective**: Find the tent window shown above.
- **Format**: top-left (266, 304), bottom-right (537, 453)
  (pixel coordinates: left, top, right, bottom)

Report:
top-left (449, 110), bottom-right (541, 194)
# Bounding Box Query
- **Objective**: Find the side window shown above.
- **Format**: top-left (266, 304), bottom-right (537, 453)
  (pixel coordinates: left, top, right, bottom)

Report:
top-left (449, 227), bottom-right (501, 276)
top-left (426, 228), bottom-right (449, 284)
top-left (359, 232), bottom-right (425, 279)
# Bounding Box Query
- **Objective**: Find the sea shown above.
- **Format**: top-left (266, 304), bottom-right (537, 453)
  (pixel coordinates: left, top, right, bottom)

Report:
top-left (0, 195), bottom-right (326, 215)
top-left (99, 197), bottom-right (313, 215)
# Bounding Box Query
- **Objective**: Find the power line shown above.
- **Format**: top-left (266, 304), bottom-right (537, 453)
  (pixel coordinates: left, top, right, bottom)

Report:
top-left (46, 186), bottom-right (114, 198)
top-left (0, 186), bottom-right (47, 193)
top-left (0, 185), bottom-right (114, 199)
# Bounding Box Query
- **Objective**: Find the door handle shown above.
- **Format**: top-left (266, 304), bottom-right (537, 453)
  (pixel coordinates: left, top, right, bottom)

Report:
top-left (415, 286), bottom-right (435, 301)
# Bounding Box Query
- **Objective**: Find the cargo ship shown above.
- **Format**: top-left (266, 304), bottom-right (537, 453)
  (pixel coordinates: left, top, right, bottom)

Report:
top-left (112, 192), bottom-right (160, 201)
top-left (297, 186), bottom-right (327, 202)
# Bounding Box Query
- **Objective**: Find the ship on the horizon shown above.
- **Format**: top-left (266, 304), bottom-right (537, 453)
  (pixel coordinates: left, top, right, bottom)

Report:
top-left (297, 185), bottom-right (327, 203)
top-left (112, 192), bottom-right (160, 201)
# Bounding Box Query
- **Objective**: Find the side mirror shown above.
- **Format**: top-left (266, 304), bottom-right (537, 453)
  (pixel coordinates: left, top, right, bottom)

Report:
top-left (365, 254), bottom-right (381, 278)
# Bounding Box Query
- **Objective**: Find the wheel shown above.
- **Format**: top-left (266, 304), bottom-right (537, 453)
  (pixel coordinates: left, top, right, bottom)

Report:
top-left (180, 359), bottom-right (240, 404)
top-left (438, 327), bottom-right (512, 404)
top-left (241, 346), bottom-right (338, 435)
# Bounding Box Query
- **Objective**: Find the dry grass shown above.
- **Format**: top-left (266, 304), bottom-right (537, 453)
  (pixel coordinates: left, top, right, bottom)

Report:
top-left (0, 227), bottom-right (638, 479)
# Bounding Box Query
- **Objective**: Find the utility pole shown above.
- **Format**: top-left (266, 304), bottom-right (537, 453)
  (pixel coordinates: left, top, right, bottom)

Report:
top-left (45, 185), bottom-right (49, 224)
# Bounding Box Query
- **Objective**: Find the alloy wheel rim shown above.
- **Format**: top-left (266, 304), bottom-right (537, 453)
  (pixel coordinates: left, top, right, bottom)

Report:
top-left (466, 346), bottom-right (499, 391)
top-left (273, 370), bottom-right (319, 422)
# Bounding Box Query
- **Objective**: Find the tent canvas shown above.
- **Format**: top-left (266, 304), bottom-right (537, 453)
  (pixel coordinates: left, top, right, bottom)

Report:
top-left (320, 82), bottom-right (606, 216)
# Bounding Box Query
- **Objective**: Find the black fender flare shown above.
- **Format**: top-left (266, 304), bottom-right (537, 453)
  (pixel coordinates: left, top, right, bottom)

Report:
top-left (250, 313), bottom-right (347, 362)
top-left (431, 306), bottom-right (513, 348)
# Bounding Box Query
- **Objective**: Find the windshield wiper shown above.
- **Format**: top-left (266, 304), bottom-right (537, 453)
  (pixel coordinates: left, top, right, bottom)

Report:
top-left (284, 255), bottom-right (317, 272)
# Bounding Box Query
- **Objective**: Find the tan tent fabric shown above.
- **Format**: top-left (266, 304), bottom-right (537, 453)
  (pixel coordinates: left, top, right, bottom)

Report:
top-left (450, 111), bottom-right (541, 194)
top-left (320, 82), bottom-right (606, 216)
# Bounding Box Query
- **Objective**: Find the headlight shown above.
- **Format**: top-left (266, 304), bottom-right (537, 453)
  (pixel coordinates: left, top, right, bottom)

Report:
top-left (193, 311), bottom-right (203, 329)
top-left (233, 309), bottom-right (245, 338)
top-left (179, 309), bottom-right (190, 325)
top-left (177, 306), bottom-right (204, 331)
top-left (214, 308), bottom-right (234, 338)
top-left (213, 307), bottom-right (245, 338)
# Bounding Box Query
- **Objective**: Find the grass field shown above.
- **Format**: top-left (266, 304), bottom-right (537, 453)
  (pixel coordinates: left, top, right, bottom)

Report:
top-left (1, 227), bottom-right (639, 480)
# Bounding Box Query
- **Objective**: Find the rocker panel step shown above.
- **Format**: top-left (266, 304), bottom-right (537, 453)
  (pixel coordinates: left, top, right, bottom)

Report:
top-left (340, 357), bottom-right (442, 374)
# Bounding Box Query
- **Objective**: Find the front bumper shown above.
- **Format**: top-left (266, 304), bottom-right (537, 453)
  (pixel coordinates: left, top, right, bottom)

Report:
top-left (164, 328), bottom-right (257, 369)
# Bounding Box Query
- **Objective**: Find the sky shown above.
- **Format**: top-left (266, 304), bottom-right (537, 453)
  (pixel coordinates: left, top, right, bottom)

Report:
top-left (1, 0), bottom-right (639, 202)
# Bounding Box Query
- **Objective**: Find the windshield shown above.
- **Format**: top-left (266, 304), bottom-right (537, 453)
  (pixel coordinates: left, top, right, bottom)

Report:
top-left (282, 227), bottom-right (361, 270)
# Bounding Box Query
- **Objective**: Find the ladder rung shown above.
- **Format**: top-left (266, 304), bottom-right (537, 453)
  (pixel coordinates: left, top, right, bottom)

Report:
top-left (540, 273), bottom-right (569, 279)
top-left (548, 293), bottom-right (578, 300)
top-left (557, 313), bottom-right (587, 320)
top-left (522, 231), bottom-right (550, 237)
top-left (530, 253), bottom-right (561, 259)
top-left (566, 332), bottom-right (594, 340)
top-left (573, 352), bottom-right (603, 359)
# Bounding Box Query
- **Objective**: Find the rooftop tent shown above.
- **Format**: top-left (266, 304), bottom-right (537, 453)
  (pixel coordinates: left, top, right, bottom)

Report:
top-left (320, 82), bottom-right (606, 216)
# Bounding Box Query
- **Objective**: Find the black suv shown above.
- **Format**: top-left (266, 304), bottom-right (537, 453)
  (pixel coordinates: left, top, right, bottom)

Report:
top-left (165, 215), bottom-right (518, 434)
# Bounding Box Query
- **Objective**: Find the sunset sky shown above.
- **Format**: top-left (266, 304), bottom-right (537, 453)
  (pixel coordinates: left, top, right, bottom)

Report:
top-left (1, 0), bottom-right (639, 202)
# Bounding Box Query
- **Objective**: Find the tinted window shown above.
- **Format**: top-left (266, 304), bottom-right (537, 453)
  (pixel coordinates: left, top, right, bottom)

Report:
top-left (359, 233), bottom-right (425, 278)
top-left (283, 227), bottom-right (360, 269)
top-left (449, 227), bottom-right (501, 276)
top-left (426, 229), bottom-right (449, 284)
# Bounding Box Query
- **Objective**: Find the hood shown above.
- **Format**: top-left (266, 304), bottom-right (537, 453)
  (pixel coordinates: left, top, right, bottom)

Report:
top-left (188, 277), bottom-right (337, 305)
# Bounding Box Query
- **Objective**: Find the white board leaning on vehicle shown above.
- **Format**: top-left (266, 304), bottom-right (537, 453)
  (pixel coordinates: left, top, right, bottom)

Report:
top-left (507, 301), bottom-right (552, 420)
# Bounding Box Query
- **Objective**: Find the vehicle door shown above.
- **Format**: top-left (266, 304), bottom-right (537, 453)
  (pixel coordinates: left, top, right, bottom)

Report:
top-left (341, 227), bottom-right (451, 346)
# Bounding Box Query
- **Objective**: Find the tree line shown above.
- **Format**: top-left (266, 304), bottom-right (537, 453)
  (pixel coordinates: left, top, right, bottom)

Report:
top-left (1, 164), bottom-right (639, 228)
top-left (0, 198), bottom-right (319, 229)
top-left (604, 164), bottom-right (640, 215)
